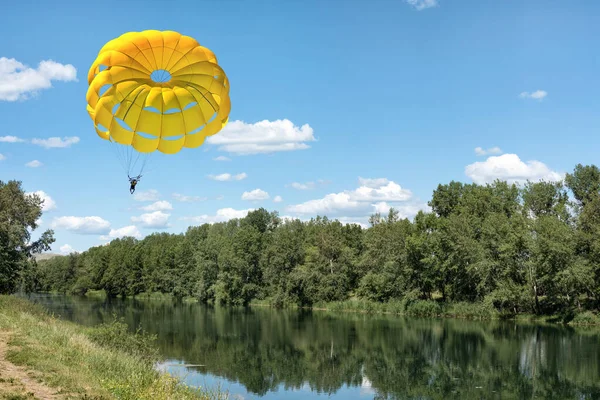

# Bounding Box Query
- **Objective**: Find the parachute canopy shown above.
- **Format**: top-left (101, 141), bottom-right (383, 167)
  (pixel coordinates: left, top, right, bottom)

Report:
top-left (86, 30), bottom-right (231, 175)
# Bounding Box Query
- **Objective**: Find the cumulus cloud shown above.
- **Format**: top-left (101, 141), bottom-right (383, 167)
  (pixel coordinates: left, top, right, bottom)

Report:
top-left (51, 216), bottom-right (111, 235)
top-left (474, 146), bottom-right (502, 156)
top-left (59, 244), bottom-right (77, 255)
top-left (25, 160), bottom-right (42, 168)
top-left (172, 193), bottom-right (207, 202)
top-left (206, 119), bottom-right (316, 155)
top-left (140, 200), bottom-right (172, 212)
top-left (465, 153), bottom-right (563, 185)
top-left (291, 182), bottom-right (316, 190)
top-left (208, 172), bottom-right (247, 181)
top-left (0, 57), bottom-right (77, 101)
top-left (31, 136), bottom-right (80, 148)
top-left (131, 211), bottom-right (170, 229)
top-left (0, 153), bottom-right (5, 161)
top-left (133, 189), bottom-right (160, 202)
top-left (0, 135), bottom-right (25, 143)
top-left (371, 202), bottom-right (431, 219)
top-left (26, 190), bottom-right (56, 211)
top-left (519, 90), bottom-right (547, 100)
top-left (405, 0), bottom-right (438, 11)
top-left (273, 195), bottom-right (283, 203)
top-left (287, 178), bottom-right (413, 215)
top-left (213, 156), bottom-right (231, 161)
top-left (289, 179), bottom-right (330, 190)
top-left (100, 225), bottom-right (142, 241)
top-left (181, 208), bottom-right (254, 224)
top-left (242, 189), bottom-right (270, 201)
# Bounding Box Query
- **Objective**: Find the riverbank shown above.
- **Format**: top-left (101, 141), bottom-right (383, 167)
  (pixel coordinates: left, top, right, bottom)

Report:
top-left (0, 295), bottom-right (225, 399)
top-left (253, 298), bottom-right (600, 326)
top-left (79, 289), bottom-right (600, 326)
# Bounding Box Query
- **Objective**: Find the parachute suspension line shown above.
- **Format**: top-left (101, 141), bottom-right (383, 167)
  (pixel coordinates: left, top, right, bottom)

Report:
top-left (109, 136), bottom-right (129, 175)
top-left (116, 88), bottom-right (145, 178)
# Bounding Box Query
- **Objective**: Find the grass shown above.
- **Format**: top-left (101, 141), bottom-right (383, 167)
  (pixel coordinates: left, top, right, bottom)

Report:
top-left (253, 296), bottom-right (600, 326)
top-left (83, 289), bottom-right (600, 326)
top-left (0, 295), bottom-right (227, 400)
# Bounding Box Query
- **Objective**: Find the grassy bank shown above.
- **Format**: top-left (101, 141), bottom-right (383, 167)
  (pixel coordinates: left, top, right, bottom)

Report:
top-left (250, 297), bottom-right (600, 326)
top-left (81, 289), bottom-right (600, 326)
top-left (0, 295), bottom-right (225, 399)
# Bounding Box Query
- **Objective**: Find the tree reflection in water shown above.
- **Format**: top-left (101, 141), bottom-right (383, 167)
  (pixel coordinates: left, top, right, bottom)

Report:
top-left (26, 293), bottom-right (600, 400)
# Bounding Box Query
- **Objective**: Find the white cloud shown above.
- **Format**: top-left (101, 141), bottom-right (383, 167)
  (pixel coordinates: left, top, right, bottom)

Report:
top-left (357, 177), bottom-right (390, 188)
top-left (371, 202), bottom-right (431, 219)
top-left (406, 0), bottom-right (438, 11)
top-left (208, 172), bottom-right (247, 181)
top-left (182, 208), bottom-right (254, 224)
top-left (59, 244), bottom-right (78, 255)
top-left (140, 200), bottom-right (172, 212)
top-left (519, 90), bottom-right (547, 100)
top-left (216, 195), bottom-right (225, 200)
top-left (273, 195), bottom-right (283, 203)
top-left (131, 211), bottom-right (170, 229)
top-left (291, 182), bottom-right (316, 190)
top-left (474, 146), bottom-right (502, 156)
top-left (100, 225), bottom-right (142, 241)
top-left (289, 180), bottom-right (330, 190)
top-left (0, 57), bottom-right (77, 101)
top-left (207, 119), bottom-right (316, 155)
top-left (26, 190), bottom-right (56, 211)
top-left (0, 135), bottom-right (25, 143)
top-left (51, 216), bottom-right (111, 235)
top-left (31, 136), bottom-right (80, 148)
top-left (465, 153), bottom-right (563, 185)
top-left (213, 155), bottom-right (231, 161)
top-left (172, 193), bottom-right (207, 202)
top-left (287, 178), bottom-right (413, 215)
top-left (0, 153), bottom-right (5, 161)
top-left (25, 160), bottom-right (42, 168)
top-left (242, 189), bottom-right (270, 201)
top-left (133, 189), bottom-right (160, 202)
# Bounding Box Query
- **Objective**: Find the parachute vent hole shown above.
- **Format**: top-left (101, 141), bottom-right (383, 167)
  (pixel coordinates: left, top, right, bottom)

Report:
top-left (97, 123), bottom-right (108, 132)
top-left (183, 102), bottom-right (197, 111)
top-left (99, 65), bottom-right (108, 72)
top-left (188, 125), bottom-right (205, 135)
top-left (115, 117), bottom-right (134, 131)
top-left (99, 84), bottom-right (112, 96)
top-left (136, 131), bottom-right (158, 140)
top-left (162, 134), bottom-right (184, 141)
top-left (112, 103), bottom-right (121, 114)
top-left (150, 69), bottom-right (172, 83)
top-left (207, 112), bottom-right (217, 123)
top-left (213, 75), bottom-right (219, 79)
top-left (144, 106), bottom-right (162, 114)
top-left (164, 108), bottom-right (181, 115)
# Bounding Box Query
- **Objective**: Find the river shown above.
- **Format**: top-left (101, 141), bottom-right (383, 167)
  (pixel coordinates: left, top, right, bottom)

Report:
top-left (22, 293), bottom-right (600, 399)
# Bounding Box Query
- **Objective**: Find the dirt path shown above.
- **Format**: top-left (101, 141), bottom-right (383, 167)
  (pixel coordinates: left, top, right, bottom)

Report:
top-left (0, 330), bottom-right (62, 400)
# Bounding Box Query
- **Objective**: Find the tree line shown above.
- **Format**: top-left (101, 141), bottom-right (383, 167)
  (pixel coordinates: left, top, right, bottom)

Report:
top-left (3, 162), bottom-right (600, 316)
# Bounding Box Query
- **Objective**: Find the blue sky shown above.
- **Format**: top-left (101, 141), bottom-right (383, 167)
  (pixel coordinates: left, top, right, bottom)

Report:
top-left (1, 0), bottom-right (599, 254)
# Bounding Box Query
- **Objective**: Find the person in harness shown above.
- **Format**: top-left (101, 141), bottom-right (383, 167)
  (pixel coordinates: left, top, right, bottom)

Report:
top-left (128, 175), bottom-right (142, 194)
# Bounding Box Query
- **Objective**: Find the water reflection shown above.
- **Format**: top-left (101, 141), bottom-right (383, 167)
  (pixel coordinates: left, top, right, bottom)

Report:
top-left (23, 293), bottom-right (600, 400)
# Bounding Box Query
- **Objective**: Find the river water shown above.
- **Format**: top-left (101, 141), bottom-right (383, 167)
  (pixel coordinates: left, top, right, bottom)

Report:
top-left (23, 293), bottom-right (600, 399)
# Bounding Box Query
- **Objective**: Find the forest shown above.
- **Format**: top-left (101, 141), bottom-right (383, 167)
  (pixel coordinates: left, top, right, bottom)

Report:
top-left (3, 162), bottom-right (600, 318)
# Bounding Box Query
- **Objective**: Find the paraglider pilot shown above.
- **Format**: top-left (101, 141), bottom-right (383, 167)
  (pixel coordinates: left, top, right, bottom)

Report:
top-left (128, 175), bottom-right (141, 194)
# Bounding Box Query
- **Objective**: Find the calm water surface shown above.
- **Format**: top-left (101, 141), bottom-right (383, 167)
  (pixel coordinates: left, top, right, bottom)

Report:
top-left (23, 293), bottom-right (600, 399)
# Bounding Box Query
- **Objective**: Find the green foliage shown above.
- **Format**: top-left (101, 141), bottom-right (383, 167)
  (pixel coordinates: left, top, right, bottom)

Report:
top-left (12, 162), bottom-right (600, 320)
top-left (86, 315), bottom-right (160, 364)
top-left (0, 180), bottom-right (55, 294)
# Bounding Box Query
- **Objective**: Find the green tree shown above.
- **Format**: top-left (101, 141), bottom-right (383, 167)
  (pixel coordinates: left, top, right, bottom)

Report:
top-left (0, 180), bottom-right (55, 294)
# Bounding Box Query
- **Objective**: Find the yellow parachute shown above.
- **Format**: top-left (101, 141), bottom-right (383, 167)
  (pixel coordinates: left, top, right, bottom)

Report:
top-left (86, 30), bottom-right (231, 178)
